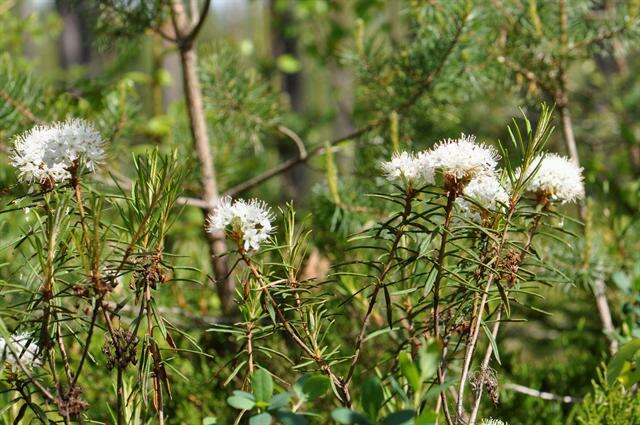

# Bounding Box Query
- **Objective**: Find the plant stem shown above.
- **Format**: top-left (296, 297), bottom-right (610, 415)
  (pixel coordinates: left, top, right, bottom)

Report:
top-left (240, 252), bottom-right (350, 405)
top-left (467, 309), bottom-right (501, 425)
top-left (433, 189), bottom-right (457, 341)
top-left (116, 366), bottom-right (124, 425)
top-left (344, 189), bottom-right (415, 386)
top-left (431, 188), bottom-right (457, 419)
top-left (455, 204), bottom-right (518, 421)
top-left (99, 307), bottom-right (125, 423)
top-left (466, 209), bottom-right (544, 423)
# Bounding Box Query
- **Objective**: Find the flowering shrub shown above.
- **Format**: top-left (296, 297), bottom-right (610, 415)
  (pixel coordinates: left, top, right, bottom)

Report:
top-left (1, 0), bottom-right (638, 424)
top-left (0, 99), bottom-right (583, 424)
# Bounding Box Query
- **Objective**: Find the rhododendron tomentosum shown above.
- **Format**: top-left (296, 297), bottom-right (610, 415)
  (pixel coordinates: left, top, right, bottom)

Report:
top-left (0, 333), bottom-right (40, 371)
top-left (381, 151), bottom-right (435, 186)
top-left (11, 119), bottom-right (105, 185)
top-left (456, 173), bottom-right (509, 221)
top-left (520, 154), bottom-right (585, 203)
top-left (208, 197), bottom-right (274, 251)
top-left (429, 134), bottom-right (499, 182)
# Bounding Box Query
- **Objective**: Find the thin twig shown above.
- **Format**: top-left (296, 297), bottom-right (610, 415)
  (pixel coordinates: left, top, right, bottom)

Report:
top-left (503, 383), bottom-right (580, 404)
top-left (225, 10), bottom-right (469, 197)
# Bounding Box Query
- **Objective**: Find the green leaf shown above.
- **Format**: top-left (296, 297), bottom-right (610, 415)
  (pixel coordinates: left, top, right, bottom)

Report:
top-left (268, 392), bottom-right (292, 410)
top-left (379, 410), bottom-right (415, 425)
top-left (252, 369), bottom-right (274, 403)
top-left (415, 410), bottom-right (438, 425)
top-left (301, 375), bottom-right (331, 400)
top-left (331, 408), bottom-right (371, 424)
top-left (276, 54), bottom-right (301, 74)
top-left (418, 341), bottom-right (440, 381)
top-left (361, 376), bottom-right (384, 421)
top-left (481, 321), bottom-right (501, 365)
top-left (249, 413), bottom-right (273, 425)
top-left (203, 418), bottom-right (217, 425)
top-left (613, 271), bottom-right (632, 293)
top-left (275, 411), bottom-right (309, 425)
top-left (384, 285), bottom-right (393, 329)
top-left (608, 339), bottom-right (640, 386)
top-left (495, 281), bottom-right (511, 318)
top-left (227, 395), bottom-right (256, 410)
top-left (399, 352), bottom-right (421, 392)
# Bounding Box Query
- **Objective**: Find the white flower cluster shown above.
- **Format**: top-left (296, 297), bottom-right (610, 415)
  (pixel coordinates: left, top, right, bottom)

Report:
top-left (381, 151), bottom-right (434, 185)
top-left (521, 154), bottom-right (585, 203)
top-left (381, 134), bottom-right (508, 218)
top-left (457, 173), bottom-right (509, 222)
top-left (0, 333), bottom-right (40, 371)
top-left (480, 419), bottom-right (508, 425)
top-left (11, 119), bottom-right (105, 184)
top-left (381, 134), bottom-right (499, 186)
top-left (208, 197), bottom-right (274, 251)
top-left (429, 134), bottom-right (499, 180)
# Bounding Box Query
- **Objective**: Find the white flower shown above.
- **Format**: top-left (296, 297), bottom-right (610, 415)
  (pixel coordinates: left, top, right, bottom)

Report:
top-left (11, 119), bottom-right (105, 184)
top-left (429, 134), bottom-right (499, 181)
top-left (480, 419), bottom-right (507, 425)
top-left (521, 154), bottom-right (585, 203)
top-left (381, 151), bottom-right (435, 185)
top-left (209, 196), bottom-right (235, 230)
top-left (0, 333), bottom-right (40, 371)
top-left (208, 197), bottom-right (274, 251)
top-left (456, 173), bottom-right (509, 221)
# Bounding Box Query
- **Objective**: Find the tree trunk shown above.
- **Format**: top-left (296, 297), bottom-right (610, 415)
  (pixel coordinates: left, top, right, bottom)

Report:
top-left (56, 0), bottom-right (92, 69)
top-left (171, 1), bottom-right (235, 315)
top-left (269, 0), bottom-right (308, 204)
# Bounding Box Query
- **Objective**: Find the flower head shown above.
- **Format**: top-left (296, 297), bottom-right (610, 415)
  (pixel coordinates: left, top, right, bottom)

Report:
top-left (429, 134), bottom-right (499, 181)
top-left (521, 154), bottom-right (584, 203)
top-left (381, 151), bottom-right (435, 186)
top-left (456, 173), bottom-right (509, 221)
top-left (480, 419), bottom-right (507, 425)
top-left (0, 333), bottom-right (40, 371)
top-left (208, 197), bottom-right (274, 251)
top-left (11, 119), bottom-right (105, 185)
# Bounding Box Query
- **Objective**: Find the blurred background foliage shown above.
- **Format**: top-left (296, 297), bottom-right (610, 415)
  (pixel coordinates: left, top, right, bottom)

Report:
top-left (1, 0), bottom-right (640, 423)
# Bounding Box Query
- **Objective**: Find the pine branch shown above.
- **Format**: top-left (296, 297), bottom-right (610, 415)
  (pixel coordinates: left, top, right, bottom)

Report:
top-left (224, 10), bottom-right (469, 197)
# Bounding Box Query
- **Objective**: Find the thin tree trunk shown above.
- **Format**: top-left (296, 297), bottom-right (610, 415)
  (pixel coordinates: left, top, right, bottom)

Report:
top-left (269, 0), bottom-right (308, 204)
top-left (558, 95), bottom-right (617, 355)
top-left (56, 0), bottom-right (92, 69)
top-left (171, 1), bottom-right (235, 315)
top-left (557, 0), bottom-right (617, 354)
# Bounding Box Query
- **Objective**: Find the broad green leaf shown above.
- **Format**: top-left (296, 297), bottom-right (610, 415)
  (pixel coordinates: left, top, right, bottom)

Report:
top-left (415, 410), bottom-right (438, 425)
top-left (253, 369), bottom-right (274, 403)
top-left (331, 408), bottom-right (371, 425)
top-left (249, 413), bottom-right (273, 425)
top-left (380, 410), bottom-right (415, 425)
top-left (276, 411), bottom-right (309, 425)
top-left (227, 395), bottom-right (256, 410)
top-left (203, 418), bottom-right (217, 425)
top-left (608, 339), bottom-right (640, 386)
top-left (268, 392), bottom-right (292, 410)
top-left (418, 341), bottom-right (440, 381)
top-left (301, 375), bottom-right (331, 400)
top-left (361, 376), bottom-right (384, 421)
top-left (399, 352), bottom-right (421, 392)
